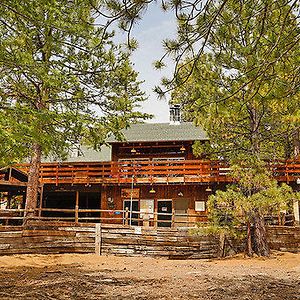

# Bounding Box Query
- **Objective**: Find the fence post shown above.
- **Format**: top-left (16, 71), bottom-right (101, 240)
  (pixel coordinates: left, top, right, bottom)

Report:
top-left (293, 199), bottom-right (300, 225)
top-left (38, 184), bottom-right (44, 218)
top-left (171, 209), bottom-right (175, 228)
top-left (75, 191), bottom-right (79, 223)
top-left (95, 223), bottom-right (102, 255)
top-left (143, 213), bottom-right (150, 228)
top-left (154, 211), bottom-right (158, 228)
top-left (125, 207), bottom-right (129, 225)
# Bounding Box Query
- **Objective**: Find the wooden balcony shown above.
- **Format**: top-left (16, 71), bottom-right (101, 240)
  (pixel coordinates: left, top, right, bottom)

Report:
top-left (16, 159), bottom-right (300, 185)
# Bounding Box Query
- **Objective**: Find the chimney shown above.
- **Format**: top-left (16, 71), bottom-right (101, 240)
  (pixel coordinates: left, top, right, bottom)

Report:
top-left (169, 104), bottom-right (181, 125)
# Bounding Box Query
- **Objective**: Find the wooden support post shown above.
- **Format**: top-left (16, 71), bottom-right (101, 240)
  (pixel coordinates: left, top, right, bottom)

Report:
top-left (125, 207), bottom-right (129, 225)
top-left (154, 209), bottom-right (158, 228)
top-left (5, 191), bottom-right (11, 225)
top-left (6, 191), bottom-right (12, 209)
top-left (95, 223), bottom-right (102, 255)
top-left (277, 211), bottom-right (281, 225)
top-left (38, 184), bottom-right (44, 218)
top-left (293, 199), bottom-right (300, 225)
top-left (8, 167), bottom-right (12, 182)
top-left (100, 185), bottom-right (107, 223)
top-left (75, 191), bottom-right (79, 223)
top-left (171, 209), bottom-right (175, 228)
top-left (143, 213), bottom-right (150, 228)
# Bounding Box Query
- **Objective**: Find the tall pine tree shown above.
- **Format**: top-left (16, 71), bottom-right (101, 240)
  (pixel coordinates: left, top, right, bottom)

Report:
top-left (0, 0), bottom-right (149, 220)
top-left (171, 0), bottom-right (300, 256)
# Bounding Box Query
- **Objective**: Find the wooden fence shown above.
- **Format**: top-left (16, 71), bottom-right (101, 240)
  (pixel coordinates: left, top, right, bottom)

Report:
top-left (0, 221), bottom-right (95, 255)
top-left (0, 221), bottom-right (299, 257)
top-left (267, 226), bottom-right (300, 253)
top-left (0, 221), bottom-right (222, 258)
top-left (99, 224), bottom-right (221, 258)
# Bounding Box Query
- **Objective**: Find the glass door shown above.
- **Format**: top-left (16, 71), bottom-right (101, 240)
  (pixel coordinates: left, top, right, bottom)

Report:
top-left (157, 200), bottom-right (172, 227)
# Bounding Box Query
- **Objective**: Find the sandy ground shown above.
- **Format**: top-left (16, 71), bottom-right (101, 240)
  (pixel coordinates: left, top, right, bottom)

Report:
top-left (0, 252), bottom-right (299, 300)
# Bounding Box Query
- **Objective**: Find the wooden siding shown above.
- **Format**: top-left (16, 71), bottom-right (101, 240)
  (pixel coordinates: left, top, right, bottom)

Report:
top-left (111, 141), bottom-right (195, 161)
top-left (100, 185), bottom-right (210, 226)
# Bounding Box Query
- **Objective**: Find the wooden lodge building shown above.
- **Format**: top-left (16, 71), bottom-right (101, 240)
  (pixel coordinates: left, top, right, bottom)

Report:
top-left (36, 121), bottom-right (215, 227)
top-left (1, 107), bottom-right (300, 227)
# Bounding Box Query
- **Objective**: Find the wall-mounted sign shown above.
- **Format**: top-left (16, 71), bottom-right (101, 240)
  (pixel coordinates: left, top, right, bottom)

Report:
top-left (195, 201), bottom-right (206, 212)
top-left (121, 188), bottom-right (140, 199)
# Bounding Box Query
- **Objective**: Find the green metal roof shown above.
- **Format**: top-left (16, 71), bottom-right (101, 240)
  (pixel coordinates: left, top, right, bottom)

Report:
top-left (43, 145), bottom-right (111, 163)
top-left (108, 122), bottom-right (208, 143)
top-left (43, 122), bottom-right (207, 163)
top-left (66, 145), bottom-right (112, 162)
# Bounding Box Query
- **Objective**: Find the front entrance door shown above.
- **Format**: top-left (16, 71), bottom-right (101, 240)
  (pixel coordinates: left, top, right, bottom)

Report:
top-left (123, 200), bottom-right (139, 226)
top-left (157, 200), bottom-right (172, 227)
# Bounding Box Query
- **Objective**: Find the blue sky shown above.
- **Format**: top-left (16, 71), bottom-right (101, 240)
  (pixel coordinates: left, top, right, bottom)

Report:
top-left (127, 4), bottom-right (177, 123)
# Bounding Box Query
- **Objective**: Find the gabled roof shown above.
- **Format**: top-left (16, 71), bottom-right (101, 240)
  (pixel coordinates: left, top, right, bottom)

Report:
top-left (108, 122), bottom-right (208, 143)
top-left (43, 145), bottom-right (112, 163)
top-left (42, 122), bottom-right (207, 163)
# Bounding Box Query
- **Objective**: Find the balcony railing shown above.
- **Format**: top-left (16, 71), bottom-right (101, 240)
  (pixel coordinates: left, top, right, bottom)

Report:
top-left (16, 159), bottom-right (300, 185)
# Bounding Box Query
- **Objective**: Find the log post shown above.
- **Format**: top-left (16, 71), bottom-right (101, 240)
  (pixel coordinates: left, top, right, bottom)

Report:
top-left (95, 223), bottom-right (102, 255)
top-left (38, 184), bottom-right (44, 218)
top-left (7, 191), bottom-right (11, 209)
top-left (75, 191), bottom-right (79, 223)
top-left (294, 199), bottom-right (300, 225)
top-left (125, 207), bottom-right (129, 225)
top-left (154, 210), bottom-right (158, 228)
top-left (143, 212), bottom-right (150, 228)
top-left (5, 191), bottom-right (11, 225)
top-left (171, 208), bottom-right (175, 228)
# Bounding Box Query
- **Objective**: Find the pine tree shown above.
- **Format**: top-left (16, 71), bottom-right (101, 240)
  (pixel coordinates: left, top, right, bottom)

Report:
top-left (0, 0), bottom-right (149, 220)
top-left (171, 1), bottom-right (300, 256)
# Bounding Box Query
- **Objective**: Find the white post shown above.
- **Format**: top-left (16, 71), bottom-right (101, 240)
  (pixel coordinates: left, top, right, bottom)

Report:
top-left (95, 223), bottom-right (102, 255)
top-left (293, 199), bottom-right (300, 225)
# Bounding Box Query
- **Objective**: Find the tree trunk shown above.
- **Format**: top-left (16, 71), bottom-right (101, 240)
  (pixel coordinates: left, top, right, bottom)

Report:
top-left (24, 143), bottom-right (42, 224)
top-left (253, 210), bottom-right (270, 256)
top-left (245, 220), bottom-right (254, 257)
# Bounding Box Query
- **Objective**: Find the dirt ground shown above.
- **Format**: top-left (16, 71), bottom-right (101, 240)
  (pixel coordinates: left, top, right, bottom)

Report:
top-left (0, 252), bottom-right (299, 300)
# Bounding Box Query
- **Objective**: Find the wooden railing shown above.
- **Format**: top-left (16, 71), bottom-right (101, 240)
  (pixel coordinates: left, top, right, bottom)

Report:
top-left (0, 208), bottom-right (294, 227)
top-left (16, 159), bottom-right (300, 185)
top-left (0, 208), bottom-right (207, 228)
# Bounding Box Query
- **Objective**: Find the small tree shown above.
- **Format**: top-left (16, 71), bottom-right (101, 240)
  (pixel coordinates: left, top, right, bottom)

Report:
top-left (208, 157), bottom-right (296, 256)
